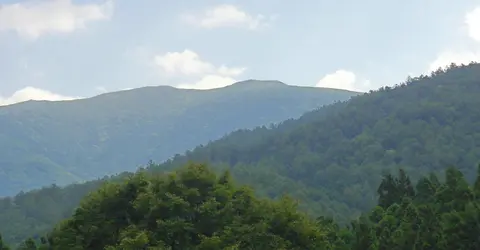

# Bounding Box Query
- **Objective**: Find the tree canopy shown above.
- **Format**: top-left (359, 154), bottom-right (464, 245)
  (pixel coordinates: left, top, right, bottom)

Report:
top-left (4, 163), bottom-right (480, 249)
top-left (154, 62), bottom-right (480, 220)
top-left (47, 163), bottom-right (330, 250)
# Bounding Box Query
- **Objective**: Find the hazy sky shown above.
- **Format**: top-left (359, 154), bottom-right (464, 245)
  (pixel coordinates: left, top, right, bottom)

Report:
top-left (0, 0), bottom-right (479, 105)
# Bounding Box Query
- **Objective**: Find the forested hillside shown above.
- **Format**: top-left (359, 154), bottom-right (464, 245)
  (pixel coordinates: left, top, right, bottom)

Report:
top-left (0, 80), bottom-right (356, 196)
top-left (153, 62), bottom-right (480, 219)
top-left (1, 62), bottom-right (480, 245)
top-left (4, 163), bottom-right (480, 249)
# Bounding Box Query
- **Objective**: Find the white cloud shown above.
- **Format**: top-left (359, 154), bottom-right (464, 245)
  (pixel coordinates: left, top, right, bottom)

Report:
top-left (154, 50), bottom-right (215, 76)
top-left (427, 7), bottom-right (480, 72)
top-left (316, 70), bottom-right (370, 92)
top-left (0, 0), bottom-right (114, 39)
top-left (94, 86), bottom-right (108, 93)
top-left (216, 65), bottom-right (246, 76)
top-left (154, 50), bottom-right (246, 89)
top-left (182, 4), bottom-right (272, 30)
top-left (428, 50), bottom-right (480, 72)
top-left (466, 7), bottom-right (480, 42)
top-left (153, 49), bottom-right (246, 89)
top-left (0, 87), bottom-right (80, 106)
top-left (154, 49), bottom-right (245, 77)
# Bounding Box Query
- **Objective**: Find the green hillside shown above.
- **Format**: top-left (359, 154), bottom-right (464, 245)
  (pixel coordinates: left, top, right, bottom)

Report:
top-left (1, 62), bottom-right (480, 245)
top-left (0, 80), bottom-right (356, 196)
top-left (151, 63), bottom-right (480, 216)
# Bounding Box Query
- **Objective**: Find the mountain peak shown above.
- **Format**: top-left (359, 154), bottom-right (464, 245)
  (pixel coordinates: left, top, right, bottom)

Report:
top-left (231, 79), bottom-right (287, 86)
top-left (223, 80), bottom-right (288, 91)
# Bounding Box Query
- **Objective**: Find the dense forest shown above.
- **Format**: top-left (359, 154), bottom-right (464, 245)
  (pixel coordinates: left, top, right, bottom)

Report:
top-left (155, 62), bottom-right (480, 218)
top-left (0, 80), bottom-right (355, 196)
top-left (2, 163), bottom-right (480, 249)
top-left (1, 62), bottom-right (480, 246)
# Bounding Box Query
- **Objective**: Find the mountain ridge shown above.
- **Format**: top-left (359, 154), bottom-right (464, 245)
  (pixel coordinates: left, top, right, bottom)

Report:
top-left (1, 80), bottom-right (355, 109)
top-left (0, 80), bottom-right (357, 196)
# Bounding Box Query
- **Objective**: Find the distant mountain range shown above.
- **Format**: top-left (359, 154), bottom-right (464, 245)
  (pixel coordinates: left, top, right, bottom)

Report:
top-left (0, 80), bottom-right (357, 196)
top-left (1, 63), bottom-right (479, 245)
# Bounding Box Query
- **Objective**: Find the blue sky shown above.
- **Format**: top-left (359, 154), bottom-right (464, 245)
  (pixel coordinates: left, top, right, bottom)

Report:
top-left (0, 0), bottom-right (479, 105)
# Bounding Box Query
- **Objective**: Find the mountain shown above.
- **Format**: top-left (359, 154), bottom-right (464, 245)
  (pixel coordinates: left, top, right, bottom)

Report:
top-left (2, 62), bottom-right (480, 244)
top-left (0, 80), bottom-right (357, 196)
top-left (151, 62), bottom-right (480, 218)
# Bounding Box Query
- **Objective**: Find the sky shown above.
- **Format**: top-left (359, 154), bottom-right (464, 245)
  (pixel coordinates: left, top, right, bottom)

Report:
top-left (0, 0), bottom-right (479, 105)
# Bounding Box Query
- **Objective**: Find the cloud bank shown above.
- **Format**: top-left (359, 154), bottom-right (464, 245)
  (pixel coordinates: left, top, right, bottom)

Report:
top-left (182, 4), bottom-right (273, 30)
top-left (428, 6), bottom-right (480, 72)
top-left (0, 0), bottom-right (114, 39)
top-left (0, 87), bottom-right (80, 106)
top-left (316, 70), bottom-right (371, 92)
top-left (154, 49), bottom-right (246, 89)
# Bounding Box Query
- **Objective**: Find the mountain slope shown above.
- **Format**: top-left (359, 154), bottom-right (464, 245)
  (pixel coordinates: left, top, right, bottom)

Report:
top-left (2, 63), bottom-right (480, 244)
top-left (152, 63), bottom-right (480, 218)
top-left (0, 80), bottom-right (357, 196)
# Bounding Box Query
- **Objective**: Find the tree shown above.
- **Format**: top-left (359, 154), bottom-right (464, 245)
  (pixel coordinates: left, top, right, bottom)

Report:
top-left (48, 163), bottom-right (330, 250)
top-left (0, 234), bottom-right (10, 250)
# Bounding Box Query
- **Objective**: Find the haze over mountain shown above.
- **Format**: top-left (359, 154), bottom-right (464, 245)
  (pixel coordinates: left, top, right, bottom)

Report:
top-left (0, 80), bottom-right (356, 196)
top-left (0, 63), bottom-right (478, 245)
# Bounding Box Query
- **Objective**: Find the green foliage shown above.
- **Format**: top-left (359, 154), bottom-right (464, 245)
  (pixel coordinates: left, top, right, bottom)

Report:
top-left (153, 62), bottom-right (480, 221)
top-left (46, 163), bottom-right (330, 250)
top-left (2, 163), bottom-right (480, 249)
top-left (4, 163), bottom-right (480, 249)
top-left (0, 80), bottom-right (355, 197)
top-left (16, 238), bottom-right (36, 250)
top-left (0, 179), bottom-right (107, 245)
top-left (0, 171), bottom-right (136, 246)
top-left (0, 234), bottom-right (10, 250)
top-left (344, 165), bottom-right (480, 249)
